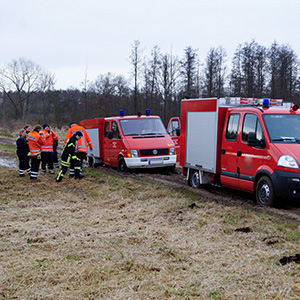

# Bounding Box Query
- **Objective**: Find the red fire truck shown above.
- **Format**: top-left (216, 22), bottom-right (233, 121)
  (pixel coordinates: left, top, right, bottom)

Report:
top-left (180, 97), bottom-right (300, 207)
top-left (80, 110), bottom-right (176, 172)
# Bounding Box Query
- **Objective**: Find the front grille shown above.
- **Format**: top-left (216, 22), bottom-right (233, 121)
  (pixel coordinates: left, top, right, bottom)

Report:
top-left (139, 148), bottom-right (169, 156)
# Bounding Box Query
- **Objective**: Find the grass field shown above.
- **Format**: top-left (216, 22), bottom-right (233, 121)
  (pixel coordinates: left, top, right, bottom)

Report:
top-left (1, 163), bottom-right (300, 300)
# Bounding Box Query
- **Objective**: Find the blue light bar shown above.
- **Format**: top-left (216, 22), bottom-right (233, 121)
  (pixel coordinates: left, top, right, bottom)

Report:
top-left (120, 109), bottom-right (124, 117)
top-left (145, 109), bottom-right (150, 116)
top-left (263, 98), bottom-right (269, 108)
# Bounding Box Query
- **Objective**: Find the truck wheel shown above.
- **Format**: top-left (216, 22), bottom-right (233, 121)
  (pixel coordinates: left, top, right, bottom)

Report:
top-left (255, 176), bottom-right (278, 207)
top-left (189, 169), bottom-right (200, 188)
top-left (117, 157), bottom-right (127, 172)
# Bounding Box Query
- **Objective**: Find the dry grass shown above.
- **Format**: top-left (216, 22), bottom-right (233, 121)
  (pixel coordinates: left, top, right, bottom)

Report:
top-left (1, 165), bottom-right (300, 300)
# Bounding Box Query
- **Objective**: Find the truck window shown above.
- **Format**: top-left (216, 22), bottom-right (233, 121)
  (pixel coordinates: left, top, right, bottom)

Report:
top-left (104, 121), bottom-right (109, 137)
top-left (263, 114), bottom-right (300, 143)
top-left (225, 114), bottom-right (240, 141)
top-left (242, 114), bottom-right (263, 142)
top-left (111, 121), bottom-right (120, 139)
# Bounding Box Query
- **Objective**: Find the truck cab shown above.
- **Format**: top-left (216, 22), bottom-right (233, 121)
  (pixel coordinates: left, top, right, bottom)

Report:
top-left (221, 101), bottom-right (300, 206)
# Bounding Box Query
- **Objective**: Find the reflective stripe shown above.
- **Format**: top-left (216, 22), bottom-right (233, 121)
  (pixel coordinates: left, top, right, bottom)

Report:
top-left (41, 146), bottom-right (54, 151)
top-left (28, 136), bottom-right (37, 141)
top-left (30, 149), bottom-right (41, 156)
top-left (76, 145), bottom-right (88, 153)
top-left (61, 161), bottom-right (70, 167)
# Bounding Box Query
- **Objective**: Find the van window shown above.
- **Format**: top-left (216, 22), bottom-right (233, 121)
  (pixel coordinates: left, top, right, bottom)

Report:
top-left (104, 121), bottom-right (109, 137)
top-left (225, 114), bottom-right (240, 141)
top-left (242, 114), bottom-right (263, 142)
top-left (168, 119), bottom-right (180, 136)
top-left (111, 121), bottom-right (120, 139)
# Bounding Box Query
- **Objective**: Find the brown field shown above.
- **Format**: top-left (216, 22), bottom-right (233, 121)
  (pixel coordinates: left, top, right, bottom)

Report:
top-left (1, 131), bottom-right (300, 300)
top-left (1, 164), bottom-right (300, 300)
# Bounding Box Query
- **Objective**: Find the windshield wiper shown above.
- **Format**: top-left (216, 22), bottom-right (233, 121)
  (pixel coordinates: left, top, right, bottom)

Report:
top-left (142, 132), bottom-right (164, 135)
top-left (272, 137), bottom-right (300, 143)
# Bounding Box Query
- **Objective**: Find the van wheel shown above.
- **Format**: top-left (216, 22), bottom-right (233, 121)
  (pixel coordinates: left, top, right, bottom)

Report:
top-left (88, 157), bottom-right (94, 167)
top-left (117, 157), bottom-right (127, 172)
top-left (255, 176), bottom-right (277, 207)
top-left (189, 169), bottom-right (200, 188)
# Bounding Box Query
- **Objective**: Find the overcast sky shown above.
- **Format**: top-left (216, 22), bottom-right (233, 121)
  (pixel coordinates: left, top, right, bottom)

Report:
top-left (1, 0), bottom-right (299, 90)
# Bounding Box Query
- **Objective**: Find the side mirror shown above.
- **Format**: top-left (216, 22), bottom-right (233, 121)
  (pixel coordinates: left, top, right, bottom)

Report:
top-left (176, 127), bottom-right (181, 136)
top-left (108, 131), bottom-right (113, 139)
top-left (247, 132), bottom-right (265, 148)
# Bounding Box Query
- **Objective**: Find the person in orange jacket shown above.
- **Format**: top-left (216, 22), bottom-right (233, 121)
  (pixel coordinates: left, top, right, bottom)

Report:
top-left (64, 122), bottom-right (93, 177)
top-left (28, 125), bottom-right (46, 180)
top-left (40, 124), bottom-right (58, 175)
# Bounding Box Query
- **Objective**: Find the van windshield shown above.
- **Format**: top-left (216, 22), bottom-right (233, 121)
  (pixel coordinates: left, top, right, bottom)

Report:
top-left (119, 118), bottom-right (167, 136)
top-left (263, 114), bottom-right (300, 143)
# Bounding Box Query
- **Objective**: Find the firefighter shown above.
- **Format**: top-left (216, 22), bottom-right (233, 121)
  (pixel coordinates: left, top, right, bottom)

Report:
top-left (64, 122), bottom-right (93, 177)
top-left (28, 125), bottom-right (46, 180)
top-left (40, 124), bottom-right (58, 175)
top-left (56, 131), bottom-right (84, 182)
top-left (16, 129), bottom-right (31, 177)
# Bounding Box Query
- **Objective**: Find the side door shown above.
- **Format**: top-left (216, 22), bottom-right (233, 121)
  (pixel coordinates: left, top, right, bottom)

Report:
top-left (103, 121), bottom-right (111, 165)
top-left (237, 113), bottom-right (267, 192)
top-left (109, 120), bottom-right (122, 166)
top-left (220, 113), bottom-right (241, 189)
top-left (167, 117), bottom-right (180, 161)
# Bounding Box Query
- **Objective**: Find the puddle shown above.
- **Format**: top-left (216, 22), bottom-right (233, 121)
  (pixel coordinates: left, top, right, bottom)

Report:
top-left (0, 156), bottom-right (18, 168)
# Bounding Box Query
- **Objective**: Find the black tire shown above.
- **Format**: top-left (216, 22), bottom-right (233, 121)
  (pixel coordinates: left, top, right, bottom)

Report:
top-left (167, 165), bottom-right (176, 173)
top-left (189, 169), bottom-right (200, 188)
top-left (117, 157), bottom-right (127, 172)
top-left (255, 176), bottom-right (278, 207)
top-left (88, 157), bottom-right (94, 167)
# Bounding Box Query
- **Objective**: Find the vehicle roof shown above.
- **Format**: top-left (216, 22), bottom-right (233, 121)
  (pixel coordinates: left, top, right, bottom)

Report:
top-left (228, 106), bottom-right (300, 114)
top-left (105, 115), bottom-right (160, 120)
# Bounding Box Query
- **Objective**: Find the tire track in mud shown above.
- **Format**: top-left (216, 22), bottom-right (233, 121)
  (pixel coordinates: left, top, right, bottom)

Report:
top-left (101, 166), bottom-right (300, 225)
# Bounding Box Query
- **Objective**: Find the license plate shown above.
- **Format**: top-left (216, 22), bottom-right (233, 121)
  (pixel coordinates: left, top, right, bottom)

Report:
top-left (148, 158), bottom-right (163, 165)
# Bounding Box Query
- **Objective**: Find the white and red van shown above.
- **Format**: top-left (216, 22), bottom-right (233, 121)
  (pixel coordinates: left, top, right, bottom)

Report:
top-left (180, 97), bottom-right (300, 207)
top-left (80, 110), bottom-right (176, 172)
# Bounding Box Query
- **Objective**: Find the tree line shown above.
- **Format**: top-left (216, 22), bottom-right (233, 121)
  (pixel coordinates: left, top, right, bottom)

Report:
top-left (0, 40), bottom-right (299, 128)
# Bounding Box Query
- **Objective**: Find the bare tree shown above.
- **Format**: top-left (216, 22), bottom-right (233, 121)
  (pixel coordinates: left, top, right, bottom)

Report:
top-left (158, 51), bottom-right (180, 121)
top-left (0, 57), bottom-right (53, 122)
top-left (202, 47), bottom-right (227, 97)
top-left (130, 40), bottom-right (144, 113)
top-left (179, 46), bottom-right (199, 98)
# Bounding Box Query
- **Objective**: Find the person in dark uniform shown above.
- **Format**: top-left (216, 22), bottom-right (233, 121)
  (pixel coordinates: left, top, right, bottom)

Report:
top-left (56, 131), bottom-right (84, 182)
top-left (16, 129), bottom-right (31, 177)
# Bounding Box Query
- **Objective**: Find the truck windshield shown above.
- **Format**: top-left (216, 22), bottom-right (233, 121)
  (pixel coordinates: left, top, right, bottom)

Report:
top-left (263, 114), bottom-right (300, 143)
top-left (119, 118), bottom-right (167, 136)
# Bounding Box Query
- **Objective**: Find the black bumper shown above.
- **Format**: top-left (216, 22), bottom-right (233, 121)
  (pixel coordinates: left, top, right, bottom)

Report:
top-left (271, 170), bottom-right (300, 198)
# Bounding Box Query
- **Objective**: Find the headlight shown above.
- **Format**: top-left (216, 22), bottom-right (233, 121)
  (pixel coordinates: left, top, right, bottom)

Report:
top-left (131, 150), bottom-right (138, 158)
top-left (170, 147), bottom-right (175, 156)
top-left (277, 155), bottom-right (299, 169)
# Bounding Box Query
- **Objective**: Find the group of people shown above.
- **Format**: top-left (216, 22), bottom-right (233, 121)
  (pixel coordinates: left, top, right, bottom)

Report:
top-left (16, 122), bottom-right (93, 182)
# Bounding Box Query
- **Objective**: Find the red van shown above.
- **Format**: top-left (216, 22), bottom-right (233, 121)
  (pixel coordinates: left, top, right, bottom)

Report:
top-left (179, 97), bottom-right (300, 207)
top-left (80, 111), bottom-right (176, 172)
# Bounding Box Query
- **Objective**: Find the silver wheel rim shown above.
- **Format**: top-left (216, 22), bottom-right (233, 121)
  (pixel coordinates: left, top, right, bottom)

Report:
top-left (191, 171), bottom-right (199, 188)
top-left (258, 182), bottom-right (270, 205)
